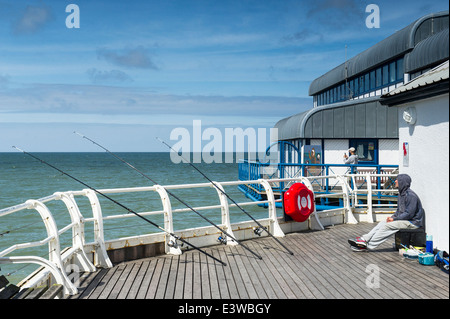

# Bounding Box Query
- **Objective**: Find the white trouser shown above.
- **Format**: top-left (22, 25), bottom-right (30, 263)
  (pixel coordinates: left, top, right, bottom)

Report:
top-left (362, 220), bottom-right (418, 250)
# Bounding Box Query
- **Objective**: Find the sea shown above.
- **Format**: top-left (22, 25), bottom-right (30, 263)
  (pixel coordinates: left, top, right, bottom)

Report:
top-left (0, 152), bottom-right (275, 284)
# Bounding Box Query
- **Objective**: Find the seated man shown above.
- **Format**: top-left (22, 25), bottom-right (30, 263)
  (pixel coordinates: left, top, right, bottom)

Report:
top-left (348, 174), bottom-right (424, 251)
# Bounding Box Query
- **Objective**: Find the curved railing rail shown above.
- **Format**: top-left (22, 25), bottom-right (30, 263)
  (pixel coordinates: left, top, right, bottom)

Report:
top-left (0, 174), bottom-right (397, 296)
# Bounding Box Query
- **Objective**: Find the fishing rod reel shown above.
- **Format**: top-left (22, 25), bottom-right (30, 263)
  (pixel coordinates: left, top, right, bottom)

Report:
top-left (167, 235), bottom-right (185, 249)
top-left (217, 234), bottom-right (238, 245)
top-left (217, 235), bottom-right (227, 245)
top-left (253, 226), bottom-right (267, 237)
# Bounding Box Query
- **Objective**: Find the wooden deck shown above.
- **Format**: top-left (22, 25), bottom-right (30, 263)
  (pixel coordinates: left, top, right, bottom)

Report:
top-left (68, 222), bottom-right (449, 300)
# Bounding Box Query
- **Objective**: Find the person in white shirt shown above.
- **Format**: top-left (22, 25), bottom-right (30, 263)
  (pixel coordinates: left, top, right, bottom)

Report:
top-left (344, 147), bottom-right (358, 164)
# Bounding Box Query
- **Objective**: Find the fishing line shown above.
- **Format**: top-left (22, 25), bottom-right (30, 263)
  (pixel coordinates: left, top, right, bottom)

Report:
top-left (157, 137), bottom-right (295, 256)
top-left (73, 132), bottom-right (262, 261)
top-left (12, 146), bottom-right (226, 266)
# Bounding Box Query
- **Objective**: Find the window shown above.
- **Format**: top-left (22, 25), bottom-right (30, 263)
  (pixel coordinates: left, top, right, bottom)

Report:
top-left (350, 139), bottom-right (378, 165)
top-left (382, 64), bottom-right (389, 85)
top-left (376, 68), bottom-right (382, 87)
top-left (396, 58), bottom-right (404, 81)
top-left (348, 79), bottom-right (354, 97)
top-left (354, 77), bottom-right (359, 95)
top-left (370, 70), bottom-right (375, 90)
top-left (359, 76), bottom-right (364, 94)
top-left (364, 73), bottom-right (370, 92)
top-left (389, 61), bottom-right (396, 83)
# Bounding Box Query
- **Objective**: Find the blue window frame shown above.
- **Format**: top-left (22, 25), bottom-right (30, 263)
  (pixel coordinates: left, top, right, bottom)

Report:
top-left (396, 58), bottom-right (404, 81)
top-left (376, 68), bottom-right (382, 87)
top-left (370, 70), bottom-right (375, 90)
top-left (382, 64), bottom-right (389, 85)
top-left (389, 62), bottom-right (396, 83)
top-left (349, 139), bottom-right (378, 165)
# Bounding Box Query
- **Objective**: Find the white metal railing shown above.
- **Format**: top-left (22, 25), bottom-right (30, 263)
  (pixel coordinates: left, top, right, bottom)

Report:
top-left (0, 174), bottom-right (397, 296)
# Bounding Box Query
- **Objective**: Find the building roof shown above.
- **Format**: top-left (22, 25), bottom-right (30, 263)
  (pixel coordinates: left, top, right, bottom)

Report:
top-left (381, 60), bottom-right (449, 106)
top-left (309, 11), bottom-right (449, 96)
top-left (274, 96), bottom-right (398, 140)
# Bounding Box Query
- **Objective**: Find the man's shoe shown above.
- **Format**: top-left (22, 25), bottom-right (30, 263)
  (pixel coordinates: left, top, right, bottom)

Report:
top-left (348, 237), bottom-right (367, 248)
top-left (350, 245), bottom-right (368, 252)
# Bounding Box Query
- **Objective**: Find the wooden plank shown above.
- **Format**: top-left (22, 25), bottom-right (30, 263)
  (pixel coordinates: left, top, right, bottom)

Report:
top-left (289, 231), bottom-right (380, 299)
top-left (223, 246), bottom-right (249, 298)
top-left (108, 263), bottom-right (135, 299)
top-left (155, 257), bottom-right (172, 299)
top-left (251, 238), bottom-right (299, 299)
top-left (199, 249), bottom-right (211, 299)
top-left (127, 260), bottom-right (150, 299)
top-left (206, 248), bottom-right (221, 299)
top-left (174, 253), bottom-right (186, 299)
top-left (11, 287), bottom-right (33, 299)
top-left (250, 239), bottom-right (302, 299)
top-left (145, 258), bottom-right (165, 299)
top-left (164, 255), bottom-right (180, 299)
top-left (137, 259), bottom-right (158, 299)
top-left (213, 248), bottom-right (230, 299)
top-left (0, 284), bottom-right (20, 299)
top-left (117, 262), bottom-right (143, 299)
top-left (246, 241), bottom-right (289, 299)
top-left (328, 224), bottom-right (419, 298)
top-left (238, 242), bottom-right (268, 299)
top-left (192, 252), bottom-right (202, 299)
top-left (231, 245), bottom-right (258, 298)
top-left (64, 223), bottom-right (449, 300)
top-left (25, 286), bottom-right (47, 299)
top-left (98, 264), bottom-right (126, 299)
top-left (182, 252), bottom-right (193, 299)
top-left (76, 268), bottom-right (109, 299)
top-left (40, 284), bottom-right (63, 299)
top-left (0, 275), bottom-right (9, 289)
top-left (68, 271), bottom-right (98, 299)
top-left (217, 247), bottom-right (238, 299)
top-left (88, 267), bottom-right (119, 299)
top-left (263, 238), bottom-right (322, 299)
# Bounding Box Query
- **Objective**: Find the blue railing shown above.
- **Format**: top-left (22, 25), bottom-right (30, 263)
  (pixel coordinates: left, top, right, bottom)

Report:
top-left (238, 160), bottom-right (398, 201)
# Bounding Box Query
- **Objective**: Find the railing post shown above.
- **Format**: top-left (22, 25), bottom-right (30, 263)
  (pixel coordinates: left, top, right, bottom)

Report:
top-left (298, 177), bottom-right (324, 230)
top-left (366, 173), bottom-right (374, 223)
top-left (54, 192), bottom-right (96, 272)
top-left (83, 189), bottom-right (113, 268)
top-left (258, 179), bottom-right (284, 237)
top-left (25, 200), bottom-right (78, 295)
top-left (212, 182), bottom-right (238, 245)
top-left (336, 176), bottom-right (358, 224)
top-left (154, 185), bottom-right (182, 255)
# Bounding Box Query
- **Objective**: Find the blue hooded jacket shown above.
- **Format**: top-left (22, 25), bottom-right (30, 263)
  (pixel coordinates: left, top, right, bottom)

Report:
top-left (392, 174), bottom-right (424, 227)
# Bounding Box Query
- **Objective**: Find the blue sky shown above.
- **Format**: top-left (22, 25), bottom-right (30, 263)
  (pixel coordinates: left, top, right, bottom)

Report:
top-left (0, 0), bottom-right (448, 151)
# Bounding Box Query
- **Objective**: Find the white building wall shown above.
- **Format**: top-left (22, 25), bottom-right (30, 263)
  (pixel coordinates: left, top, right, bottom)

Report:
top-left (397, 93), bottom-right (449, 252)
top-left (323, 139), bottom-right (349, 175)
top-left (379, 139), bottom-right (398, 165)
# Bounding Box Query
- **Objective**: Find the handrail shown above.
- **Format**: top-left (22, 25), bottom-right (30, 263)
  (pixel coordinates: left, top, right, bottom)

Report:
top-left (0, 174), bottom-right (397, 296)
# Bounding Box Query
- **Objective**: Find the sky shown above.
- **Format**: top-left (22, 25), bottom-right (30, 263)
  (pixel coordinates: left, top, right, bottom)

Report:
top-left (0, 0), bottom-right (448, 152)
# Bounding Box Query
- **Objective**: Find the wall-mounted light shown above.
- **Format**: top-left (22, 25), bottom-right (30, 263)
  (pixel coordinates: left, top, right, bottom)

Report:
top-left (403, 106), bottom-right (417, 125)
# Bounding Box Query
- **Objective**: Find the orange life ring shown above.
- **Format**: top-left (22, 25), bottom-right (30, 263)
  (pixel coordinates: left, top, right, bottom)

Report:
top-left (283, 183), bottom-right (315, 222)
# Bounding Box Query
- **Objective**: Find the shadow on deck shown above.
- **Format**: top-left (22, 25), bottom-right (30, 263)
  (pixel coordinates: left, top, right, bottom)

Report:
top-left (68, 222), bottom-right (448, 300)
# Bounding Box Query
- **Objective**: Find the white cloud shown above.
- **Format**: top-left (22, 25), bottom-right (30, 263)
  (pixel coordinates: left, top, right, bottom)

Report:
top-left (13, 4), bottom-right (53, 35)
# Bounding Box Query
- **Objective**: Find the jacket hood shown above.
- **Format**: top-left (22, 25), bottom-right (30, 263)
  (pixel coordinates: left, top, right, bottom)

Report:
top-left (397, 174), bottom-right (411, 194)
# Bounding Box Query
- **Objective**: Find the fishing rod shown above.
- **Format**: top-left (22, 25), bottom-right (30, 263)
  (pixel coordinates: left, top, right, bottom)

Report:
top-left (12, 146), bottom-right (226, 266)
top-left (157, 137), bottom-right (294, 256)
top-left (74, 132), bottom-right (263, 261)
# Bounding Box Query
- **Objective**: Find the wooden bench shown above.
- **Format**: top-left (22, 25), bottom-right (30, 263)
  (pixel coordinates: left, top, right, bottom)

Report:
top-left (0, 275), bottom-right (63, 299)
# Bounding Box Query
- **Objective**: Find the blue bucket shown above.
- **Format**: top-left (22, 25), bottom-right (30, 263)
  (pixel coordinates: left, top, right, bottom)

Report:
top-left (418, 253), bottom-right (435, 266)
